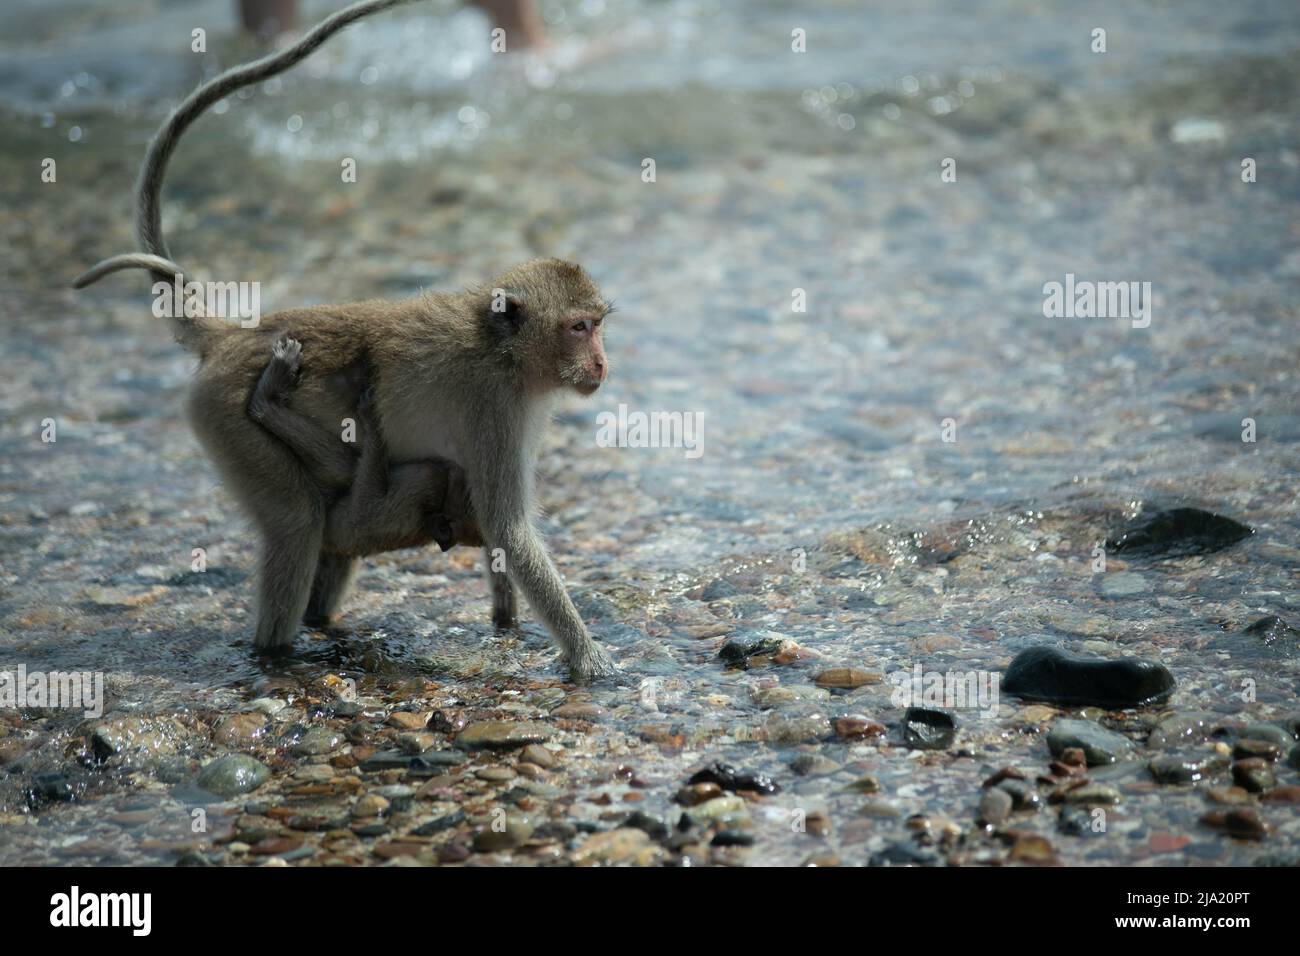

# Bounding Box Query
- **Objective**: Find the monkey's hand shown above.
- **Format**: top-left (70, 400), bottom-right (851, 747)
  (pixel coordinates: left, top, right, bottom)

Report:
top-left (567, 641), bottom-right (620, 685)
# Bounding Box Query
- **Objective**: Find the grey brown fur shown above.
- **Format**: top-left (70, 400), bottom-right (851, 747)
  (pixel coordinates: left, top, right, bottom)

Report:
top-left (72, 0), bottom-right (617, 681)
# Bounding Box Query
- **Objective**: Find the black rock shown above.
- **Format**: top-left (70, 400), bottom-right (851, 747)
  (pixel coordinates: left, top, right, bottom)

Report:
top-left (1003, 645), bottom-right (1175, 709)
top-left (358, 748), bottom-right (467, 775)
top-left (688, 762), bottom-right (780, 795)
top-left (902, 708), bottom-right (956, 750)
top-left (711, 829), bottom-right (755, 847)
top-left (1058, 805), bottom-right (1105, 838)
top-left (717, 637), bottom-right (783, 666)
top-left (1106, 507), bottom-right (1253, 559)
top-left (26, 773), bottom-right (77, 808)
top-left (622, 810), bottom-right (669, 842)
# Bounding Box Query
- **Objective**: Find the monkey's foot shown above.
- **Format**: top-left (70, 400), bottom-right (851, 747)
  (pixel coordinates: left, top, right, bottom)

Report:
top-left (566, 643), bottom-right (619, 685)
top-left (272, 335), bottom-right (302, 371)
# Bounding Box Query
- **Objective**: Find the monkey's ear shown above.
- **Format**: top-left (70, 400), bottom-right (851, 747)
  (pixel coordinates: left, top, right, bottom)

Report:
top-left (486, 290), bottom-right (527, 333)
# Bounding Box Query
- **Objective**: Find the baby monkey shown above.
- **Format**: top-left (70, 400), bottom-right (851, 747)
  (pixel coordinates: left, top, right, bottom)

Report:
top-left (246, 336), bottom-right (484, 626)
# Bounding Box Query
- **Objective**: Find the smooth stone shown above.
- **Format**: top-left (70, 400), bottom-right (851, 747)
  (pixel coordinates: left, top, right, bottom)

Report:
top-left (1106, 508), bottom-right (1253, 559)
top-left (764, 715), bottom-right (833, 745)
top-left (1233, 739), bottom-right (1282, 761)
top-left (718, 636), bottom-right (784, 666)
top-left (195, 755), bottom-right (270, 798)
top-left (1046, 719), bottom-right (1134, 766)
top-left (456, 721), bottom-right (555, 750)
top-left (410, 811), bottom-right (466, 836)
top-left (1200, 808), bottom-right (1268, 840)
top-left (1148, 712), bottom-right (1223, 749)
top-left (1232, 758), bottom-right (1275, 793)
top-left (977, 787), bottom-right (1013, 826)
top-left (520, 744), bottom-right (556, 768)
top-left (352, 794), bottom-right (390, 818)
top-left (683, 796), bottom-right (748, 826)
top-left (292, 727), bottom-right (343, 756)
top-left (386, 712), bottom-right (428, 731)
top-left (1063, 783), bottom-right (1121, 806)
top-left (995, 779), bottom-right (1043, 811)
top-left (902, 708), bottom-right (956, 750)
top-left (1003, 646), bottom-right (1175, 709)
top-left (213, 713), bottom-right (267, 747)
top-left (814, 668), bottom-right (880, 689)
top-left (472, 815), bottom-right (534, 851)
top-left (1239, 723), bottom-right (1296, 751)
top-left (790, 754), bottom-right (841, 777)
top-left (1149, 752), bottom-right (1228, 785)
top-left (688, 762), bottom-right (779, 795)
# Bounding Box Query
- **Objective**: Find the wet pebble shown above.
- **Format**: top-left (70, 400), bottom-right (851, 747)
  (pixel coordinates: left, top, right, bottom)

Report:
top-left (1200, 808), bottom-right (1268, 840)
top-left (1231, 758), bottom-right (1275, 793)
top-left (456, 720), bottom-right (555, 750)
top-left (195, 755), bottom-right (270, 798)
top-left (902, 707), bottom-right (956, 750)
top-left (1047, 719), bottom-right (1134, 765)
top-left (977, 787), bottom-right (1013, 826)
top-left (1149, 752), bottom-right (1228, 784)
top-left (1003, 646), bottom-right (1174, 709)
top-left (292, 727), bottom-right (343, 756)
top-left (1106, 507), bottom-right (1253, 558)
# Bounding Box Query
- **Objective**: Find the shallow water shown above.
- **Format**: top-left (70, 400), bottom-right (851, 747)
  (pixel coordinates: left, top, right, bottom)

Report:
top-left (1, 0), bottom-right (1298, 866)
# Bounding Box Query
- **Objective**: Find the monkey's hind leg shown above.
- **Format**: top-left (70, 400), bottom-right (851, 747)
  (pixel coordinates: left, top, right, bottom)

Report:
top-left (485, 547), bottom-right (518, 628)
top-left (303, 552), bottom-right (359, 628)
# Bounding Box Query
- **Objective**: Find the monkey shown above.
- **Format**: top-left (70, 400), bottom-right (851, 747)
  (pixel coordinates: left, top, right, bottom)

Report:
top-left (247, 336), bottom-right (484, 626)
top-left (72, 0), bottom-right (618, 681)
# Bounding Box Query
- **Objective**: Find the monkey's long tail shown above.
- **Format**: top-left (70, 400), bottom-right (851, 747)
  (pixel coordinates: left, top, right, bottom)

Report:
top-left (72, 0), bottom-right (424, 294)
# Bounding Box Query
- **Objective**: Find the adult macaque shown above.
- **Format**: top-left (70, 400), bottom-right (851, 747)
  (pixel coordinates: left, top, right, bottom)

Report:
top-left (74, 0), bottom-right (617, 681)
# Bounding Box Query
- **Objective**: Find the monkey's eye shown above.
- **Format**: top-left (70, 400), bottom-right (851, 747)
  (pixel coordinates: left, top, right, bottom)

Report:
top-left (570, 319), bottom-right (591, 333)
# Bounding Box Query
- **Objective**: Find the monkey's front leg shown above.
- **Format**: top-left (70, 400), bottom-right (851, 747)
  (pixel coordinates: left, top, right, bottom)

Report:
top-left (472, 463), bottom-right (615, 683)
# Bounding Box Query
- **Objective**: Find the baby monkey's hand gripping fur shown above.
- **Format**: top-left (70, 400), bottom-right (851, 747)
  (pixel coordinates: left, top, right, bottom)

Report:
top-left (247, 337), bottom-right (487, 627)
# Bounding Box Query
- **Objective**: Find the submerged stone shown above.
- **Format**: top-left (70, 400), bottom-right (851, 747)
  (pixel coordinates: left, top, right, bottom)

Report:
top-left (902, 708), bottom-right (956, 750)
top-left (1003, 646), bottom-right (1175, 709)
top-left (195, 754), bottom-right (270, 798)
top-left (1046, 718), bottom-right (1134, 765)
top-left (687, 762), bottom-right (780, 795)
top-left (1106, 507), bottom-right (1253, 559)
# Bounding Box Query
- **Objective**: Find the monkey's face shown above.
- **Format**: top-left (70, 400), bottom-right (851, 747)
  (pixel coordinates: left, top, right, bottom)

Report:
top-left (486, 258), bottom-right (612, 397)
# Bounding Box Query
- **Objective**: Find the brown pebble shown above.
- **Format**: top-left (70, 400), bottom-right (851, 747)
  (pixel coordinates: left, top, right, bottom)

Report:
top-left (250, 836), bottom-right (303, 856)
top-left (1205, 785), bottom-right (1252, 805)
top-left (520, 744), bottom-right (555, 768)
top-left (814, 668), bottom-right (881, 689)
top-left (1008, 832), bottom-right (1057, 864)
top-left (833, 717), bottom-right (886, 740)
top-left (387, 712), bottom-right (428, 731)
top-left (676, 782), bottom-right (723, 806)
top-left (1201, 808), bottom-right (1268, 840)
top-left (1261, 785), bottom-right (1300, 804)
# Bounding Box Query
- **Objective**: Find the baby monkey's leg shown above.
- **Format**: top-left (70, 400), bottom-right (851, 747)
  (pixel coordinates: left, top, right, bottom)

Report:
top-left (248, 337), bottom-right (469, 557)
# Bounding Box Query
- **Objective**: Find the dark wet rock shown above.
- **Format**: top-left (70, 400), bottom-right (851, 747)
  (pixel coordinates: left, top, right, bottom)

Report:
top-left (1003, 646), bottom-right (1175, 709)
top-left (977, 787), bottom-right (1013, 826)
top-left (718, 636), bottom-right (784, 666)
top-left (358, 748), bottom-right (467, 774)
top-left (1232, 758), bottom-right (1275, 793)
top-left (90, 716), bottom-right (193, 765)
top-left (195, 754), bottom-right (270, 798)
top-left (531, 821), bottom-right (578, 842)
top-left (1046, 719), bottom-right (1134, 765)
top-left (1106, 507), bottom-right (1253, 559)
top-left (410, 811), bottom-right (465, 836)
top-left (1290, 747), bottom-right (1300, 771)
top-left (902, 708), bottom-right (956, 750)
top-left (1200, 808), bottom-right (1268, 840)
top-left (1242, 616), bottom-right (1300, 656)
top-left (457, 720), bottom-right (555, 750)
top-left (1149, 752), bottom-right (1229, 784)
top-left (688, 762), bottom-right (780, 795)
top-left (711, 829), bottom-right (755, 847)
top-left (622, 810), bottom-right (669, 842)
top-left (27, 772), bottom-right (78, 807)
